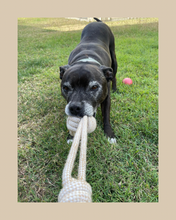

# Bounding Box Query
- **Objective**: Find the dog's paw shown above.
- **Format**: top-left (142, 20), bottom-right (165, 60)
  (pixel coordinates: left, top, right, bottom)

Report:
top-left (67, 134), bottom-right (73, 144)
top-left (67, 139), bottom-right (73, 144)
top-left (108, 137), bottom-right (117, 144)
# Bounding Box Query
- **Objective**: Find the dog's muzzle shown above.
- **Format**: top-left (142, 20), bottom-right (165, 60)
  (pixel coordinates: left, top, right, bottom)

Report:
top-left (65, 101), bottom-right (96, 117)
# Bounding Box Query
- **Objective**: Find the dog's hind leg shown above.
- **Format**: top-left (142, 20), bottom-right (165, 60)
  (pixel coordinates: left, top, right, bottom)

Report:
top-left (109, 36), bottom-right (118, 92)
top-left (111, 52), bottom-right (118, 92)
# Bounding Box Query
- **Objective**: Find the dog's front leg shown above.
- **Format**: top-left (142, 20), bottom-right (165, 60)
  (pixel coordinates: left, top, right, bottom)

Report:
top-left (101, 82), bottom-right (116, 143)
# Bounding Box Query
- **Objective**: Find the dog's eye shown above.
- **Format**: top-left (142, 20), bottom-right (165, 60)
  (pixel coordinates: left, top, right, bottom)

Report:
top-left (91, 85), bottom-right (98, 90)
top-left (63, 86), bottom-right (69, 92)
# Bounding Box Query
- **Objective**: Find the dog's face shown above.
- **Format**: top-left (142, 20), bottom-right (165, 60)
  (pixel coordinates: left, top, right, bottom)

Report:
top-left (60, 63), bottom-right (113, 117)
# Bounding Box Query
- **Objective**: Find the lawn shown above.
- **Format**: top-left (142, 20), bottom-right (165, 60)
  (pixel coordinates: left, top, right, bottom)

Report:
top-left (18, 17), bottom-right (158, 202)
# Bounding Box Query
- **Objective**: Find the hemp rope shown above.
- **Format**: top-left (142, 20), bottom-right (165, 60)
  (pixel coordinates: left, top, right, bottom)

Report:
top-left (58, 115), bottom-right (96, 202)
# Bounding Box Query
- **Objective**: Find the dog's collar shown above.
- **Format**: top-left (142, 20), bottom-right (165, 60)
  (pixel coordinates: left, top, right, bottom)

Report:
top-left (75, 57), bottom-right (101, 66)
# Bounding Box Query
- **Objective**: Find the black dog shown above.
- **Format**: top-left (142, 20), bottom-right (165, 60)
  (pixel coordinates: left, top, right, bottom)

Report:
top-left (60, 18), bottom-right (118, 143)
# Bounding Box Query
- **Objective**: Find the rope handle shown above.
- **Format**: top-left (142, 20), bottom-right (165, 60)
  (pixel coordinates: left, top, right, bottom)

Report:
top-left (58, 116), bottom-right (96, 202)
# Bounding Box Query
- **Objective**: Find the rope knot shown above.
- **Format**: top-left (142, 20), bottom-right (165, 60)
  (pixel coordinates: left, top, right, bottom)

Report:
top-left (58, 178), bottom-right (92, 202)
top-left (67, 116), bottom-right (96, 136)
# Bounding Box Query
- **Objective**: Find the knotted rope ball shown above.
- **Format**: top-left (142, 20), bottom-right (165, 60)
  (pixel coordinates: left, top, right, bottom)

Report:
top-left (67, 116), bottom-right (97, 136)
top-left (58, 116), bottom-right (97, 202)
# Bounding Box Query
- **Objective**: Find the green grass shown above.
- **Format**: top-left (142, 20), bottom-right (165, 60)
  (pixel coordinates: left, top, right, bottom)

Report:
top-left (18, 17), bottom-right (158, 202)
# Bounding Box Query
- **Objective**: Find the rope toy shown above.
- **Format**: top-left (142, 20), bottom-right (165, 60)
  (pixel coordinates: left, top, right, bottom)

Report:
top-left (58, 115), bottom-right (97, 202)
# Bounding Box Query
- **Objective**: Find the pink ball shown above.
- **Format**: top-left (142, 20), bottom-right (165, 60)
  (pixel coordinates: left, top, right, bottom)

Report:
top-left (122, 78), bottom-right (133, 85)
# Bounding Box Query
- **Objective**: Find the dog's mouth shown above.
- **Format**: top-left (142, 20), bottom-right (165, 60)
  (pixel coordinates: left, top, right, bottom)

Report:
top-left (65, 101), bottom-right (96, 117)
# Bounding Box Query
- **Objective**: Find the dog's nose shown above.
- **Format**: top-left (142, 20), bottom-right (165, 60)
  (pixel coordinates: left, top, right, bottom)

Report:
top-left (69, 102), bottom-right (83, 116)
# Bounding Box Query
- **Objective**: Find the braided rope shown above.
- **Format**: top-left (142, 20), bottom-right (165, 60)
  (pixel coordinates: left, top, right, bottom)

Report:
top-left (58, 115), bottom-right (96, 202)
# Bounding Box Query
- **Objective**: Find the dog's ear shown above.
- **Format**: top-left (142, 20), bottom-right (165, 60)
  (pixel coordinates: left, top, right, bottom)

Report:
top-left (59, 65), bottom-right (70, 80)
top-left (100, 66), bottom-right (113, 81)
